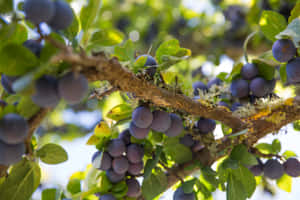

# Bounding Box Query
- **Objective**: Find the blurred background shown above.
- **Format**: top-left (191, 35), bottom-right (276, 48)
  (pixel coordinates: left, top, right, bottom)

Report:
top-left (20, 0), bottom-right (299, 199)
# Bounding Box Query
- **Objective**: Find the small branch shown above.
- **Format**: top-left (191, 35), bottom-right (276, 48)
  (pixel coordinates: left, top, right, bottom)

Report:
top-left (250, 147), bottom-right (284, 161)
top-left (88, 87), bottom-right (118, 100)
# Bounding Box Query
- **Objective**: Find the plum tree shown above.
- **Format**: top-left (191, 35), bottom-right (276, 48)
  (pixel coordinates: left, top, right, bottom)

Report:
top-left (112, 156), bottom-right (129, 174)
top-left (126, 178), bottom-right (141, 198)
top-left (263, 159), bottom-right (284, 180)
top-left (129, 122), bottom-right (150, 139)
top-left (132, 106), bottom-right (153, 128)
top-left (126, 144), bottom-right (144, 164)
top-left (250, 77), bottom-right (268, 97)
top-left (173, 187), bottom-right (195, 200)
top-left (196, 118), bottom-right (216, 134)
top-left (283, 158), bottom-right (300, 177)
top-left (107, 139), bottom-right (126, 158)
top-left (230, 79), bottom-right (249, 98)
top-left (100, 194), bottom-right (116, 200)
top-left (32, 75), bottom-right (61, 108)
top-left (179, 134), bottom-right (195, 147)
top-left (128, 161), bottom-right (143, 175)
top-left (47, 0), bottom-right (74, 30)
top-left (0, 114), bottom-right (28, 144)
top-left (272, 39), bottom-right (296, 63)
top-left (24, 0), bottom-right (55, 24)
top-left (192, 81), bottom-right (208, 96)
top-left (1, 75), bottom-right (17, 94)
top-left (106, 169), bottom-right (125, 183)
top-left (23, 40), bottom-right (43, 57)
top-left (165, 114), bottom-right (184, 137)
top-left (58, 72), bottom-right (88, 104)
top-left (150, 110), bottom-right (171, 132)
top-left (286, 57), bottom-right (300, 84)
top-left (91, 151), bottom-right (112, 171)
top-left (118, 129), bottom-right (131, 145)
top-left (241, 63), bottom-right (258, 80)
top-left (0, 140), bottom-right (25, 165)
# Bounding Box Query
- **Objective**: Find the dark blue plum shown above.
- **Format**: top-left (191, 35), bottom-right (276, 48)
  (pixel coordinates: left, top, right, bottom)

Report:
top-left (193, 81), bottom-right (208, 96)
top-left (48, 0), bottom-right (74, 30)
top-left (230, 79), bottom-right (249, 98)
top-left (126, 178), bottom-right (141, 198)
top-left (263, 159), bottom-right (284, 179)
top-left (250, 77), bottom-right (268, 97)
top-left (128, 161), bottom-right (143, 175)
top-left (32, 75), bottom-right (61, 108)
top-left (23, 40), bottom-right (43, 57)
top-left (249, 164), bottom-right (263, 176)
top-left (173, 187), bottom-right (195, 200)
top-left (1, 75), bottom-right (17, 94)
top-left (0, 100), bottom-right (7, 108)
top-left (106, 169), bottom-right (125, 183)
top-left (164, 114), bottom-right (183, 137)
top-left (24, 0), bottom-right (55, 24)
top-left (272, 39), bottom-right (296, 62)
top-left (150, 110), bottom-right (171, 132)
top-left (0, 140), bottom-right (25, 165)
top-left (132, 106), bottom-right (153, 128)
top-left (207, 78), bottom-right (222, 88)
top-left (100, 194), bottom-right (116, 200)
top-left (286, 57), bottom-right (300, 84)
top-left (129, 122), bottom-right (150, 139)
top-left (241, 63), bottom-right (258, 80)
top-left (126, 144), bottom-right (144, 164)
top-left (58, 72), bottom-right (88, 105)
top-left (179, 134), bottom-right (195, 147)
top-left (0, 114), bottom-right (29, 144)
top-left (118, 129), bottom-right (131, 145)
top-left (112, 156), bottom-right (129, 174)
top-left (196, 118), bottom-right (216, 134)
top-left (107, 139), bottom-right (126, 158)
top-left (266, 79), bottom-right (276, 94)
top-left (91, 151), bottom-right (112, 171)
top-left (136, 55), bottom-right (157, 77)
top-left (283, 158), bottom-right (300, 177)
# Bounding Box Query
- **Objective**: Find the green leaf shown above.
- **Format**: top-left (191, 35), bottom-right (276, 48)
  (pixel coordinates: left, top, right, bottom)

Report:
top-left (37, 143), bottom-right (68, 164)
top-left (111, 180), bottom-right (128, 198)
top-left (0, 43), bottom-right (39, 76)
top-left (201, 167), bottom-right (219, 189)
top-left (230, 144), bottom-right (258, 166)
top-left (155, 39), bottom-right (191, 65)
top-left (0, 23), bottom-right (28, 49)
top-left (252, 59), bottom-right (275, 80)
top-left (89, 29), bottom-right (124, 48)
top-left (232, 165), bottom-right (256, 198)
top-left (276, 174), bottom-right (292, 192)
top-left (106, 104), bottom-right (132, 121)
top-left (272, 139), bottom-right (281, 154)
top-left (0, 0), bottom-right (13, 13)
top-left (226, 172), bottom-right (247, 200)
top-left (276, 18), bottom-right (300, 48)
top-left (142, 168), bottom-right (168, 200)
top-left (42, 188), bottom-right (60, 200)
top-left (97, 171), bottom-right (113, 193)
top-left (288, 2), bottom-right (300, 23)
top-left (255, 143), bottom-right (273, 154)
top-left (163, 137), bottom-right (192, 164)
top-left (67, 179), bottom-right (81, 195)
top-left (282, 150), bottom-right (297, 159)
top-left (259, 11), bottom-right (287, 41)
top-left (182, 178), bottom-right (197, 194)
top-left (62, 9), bottom-right (79, 41)
top-left (17, 96), bottom-right (40, 119)
top-left (228, 62), bottom-right (243, 81)
top-left (114, 39), bottom-right (136, 62)
top-left (143, 146), bottom-right (163, 179)
top-left (0, 159), bottom-right (41, 200)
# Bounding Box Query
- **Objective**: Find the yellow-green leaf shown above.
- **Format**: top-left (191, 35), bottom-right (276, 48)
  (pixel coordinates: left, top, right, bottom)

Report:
top-left (276, 174), bottom-right (292, 192)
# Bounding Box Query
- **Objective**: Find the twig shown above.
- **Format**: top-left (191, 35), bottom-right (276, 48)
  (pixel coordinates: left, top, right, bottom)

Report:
top-left (88, 87), bottom-right (118, 100)
top-left (250, 147), bottom-right (285, 161)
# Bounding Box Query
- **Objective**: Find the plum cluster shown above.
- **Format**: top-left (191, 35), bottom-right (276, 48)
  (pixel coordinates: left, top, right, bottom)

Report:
top-left (173, 186), bottom-right (195, 200)
top-left (129, 106), bottom-right (184, 139)
top-left (272, 39), bottom-right (300, 84)
top-left (91, 129), bottom-right (144, 199)
top-left (0, 112), bottom-right (28, 165)
top-left (24, 0), bottom-right (73, 30)
top-left (248, 157), bottom-right (300, 179)
top-left (1, 40), bottom-right (89, 107)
